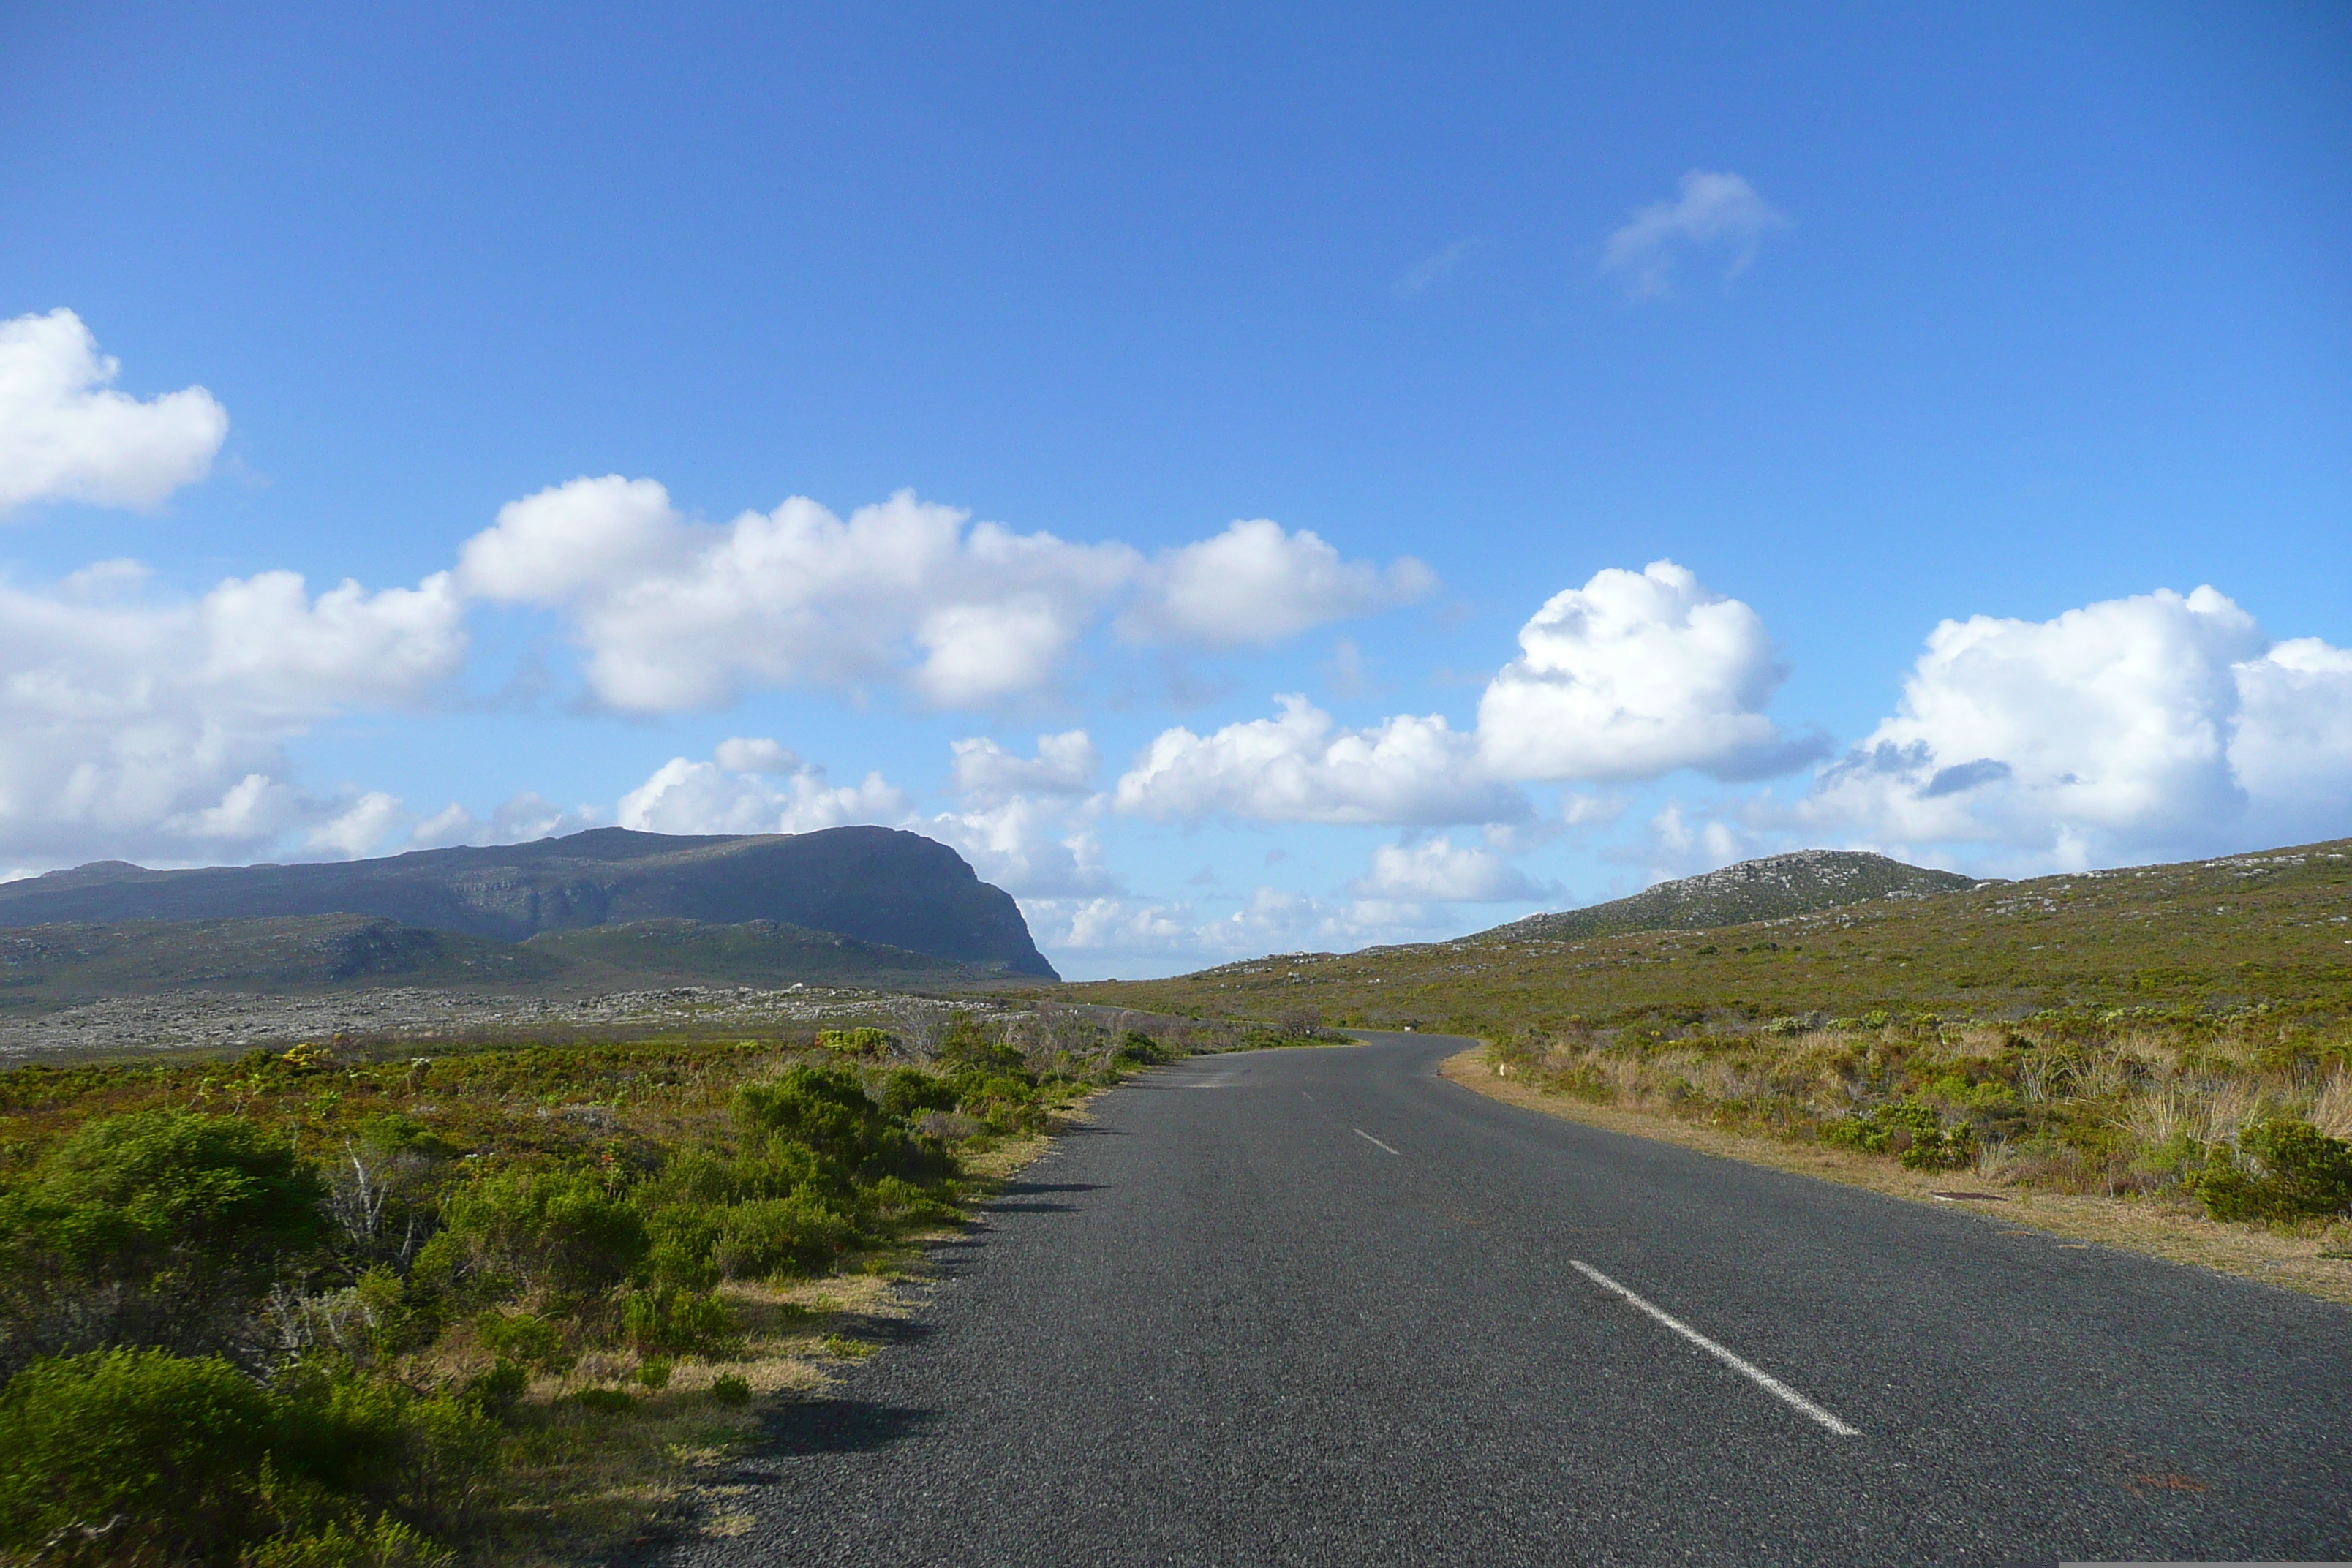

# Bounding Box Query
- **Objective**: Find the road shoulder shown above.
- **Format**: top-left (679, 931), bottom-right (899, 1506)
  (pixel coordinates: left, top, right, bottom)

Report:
top-left (1439, 1044), bottom-right (2352, 1307)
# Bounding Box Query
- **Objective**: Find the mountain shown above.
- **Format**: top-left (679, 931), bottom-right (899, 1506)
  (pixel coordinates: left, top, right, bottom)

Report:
top-left (0, 913), bottom-right (1019, 1016)
top-left (1479, 850), bottom-right (1979, 942)
top-left (0, 826), bottom-right (1058, 979)
top-left (520, 919), bottom-right (1026, 990)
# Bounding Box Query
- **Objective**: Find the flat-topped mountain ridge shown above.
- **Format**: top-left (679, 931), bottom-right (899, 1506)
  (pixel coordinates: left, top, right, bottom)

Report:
top-left (0, 913), bottom-right (1018, 1018)
top-left (0, 825), bottom-right (1057, 979)
top-left (1483, 849), bottom-right (1980, 942)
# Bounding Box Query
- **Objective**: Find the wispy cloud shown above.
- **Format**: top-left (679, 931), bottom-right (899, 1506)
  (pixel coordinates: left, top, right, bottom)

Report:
top-left (1393, 237), bottom-right (1487, 298)
top-left (1599, 171), bottom-right (1787, 300)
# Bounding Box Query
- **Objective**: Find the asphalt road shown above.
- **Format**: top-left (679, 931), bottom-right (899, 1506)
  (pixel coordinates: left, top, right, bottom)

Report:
top-left (675, 1033), bottom-right (2352, 1567)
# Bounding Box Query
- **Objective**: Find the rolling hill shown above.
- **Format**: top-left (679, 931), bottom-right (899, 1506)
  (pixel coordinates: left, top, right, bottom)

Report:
top-left (0, 825), bottom-right (1057, 979)
top-left (1067, 838), bottom-right (2352, 1037)
top-left (1482, 849), bottom-right (1978, 941)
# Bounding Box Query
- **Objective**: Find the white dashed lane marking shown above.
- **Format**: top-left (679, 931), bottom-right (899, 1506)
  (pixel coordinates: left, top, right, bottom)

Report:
top-left (1571, 1260), bottom-right (1861, 1437)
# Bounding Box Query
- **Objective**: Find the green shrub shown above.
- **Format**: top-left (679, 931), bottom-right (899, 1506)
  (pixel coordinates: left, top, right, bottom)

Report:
top-left (2196, 1120), bottom-right (2352, 1224)
top-left (941, 1068), bottom-right (1049, 1132)
top-left (1820, 1113), bottom-right (1891, 1155)
top-left (1819, 1101), bottom-right (1975, 1170)
top-left (384, 1390), bottom-right (498, 1524)
top-left (858, 1175), bottom-right (960, 1227)
top-left (0, 1348), bottom-right (284, 1564)
top-left (706, 1194), bottom-right (857, 1279)
top-left (734, 1068), bottom-right (949, 1186)
top-left (935, 1014), bottom-right (1026, 1072)
top-left (351, 1112), bottom-right (456, 1163)
top-left (464, 1360), bottom-right (528, 1414)
top-left (431, 1169), bottom-right (648, 1301)
top-left (815, 1028), bottom-right (890, 1056)
top-left (0, 1111), bottom-right (328, 1369)
top-left (708, 1373), bottom-right (750, 1406)
top-left (351, 1266), bottom-right (442, 1359)
top-left (874, 1068), bottom-right (960, 1122)
top-left (636, 1357), bottom-right (672, 1390)
top-left (475, 1310), bottom-right (571, 1371)
top-left (1115, 1031), bottom-right (1175, 1066)
top-left (0, 1351), bottom-right (480, 1564)
top-left (619, 1285), bottom-right (739, 1356)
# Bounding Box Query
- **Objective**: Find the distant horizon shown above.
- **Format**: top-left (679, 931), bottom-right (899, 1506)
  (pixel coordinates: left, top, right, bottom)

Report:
top-left (13, 820), bottom-right (2343, 979)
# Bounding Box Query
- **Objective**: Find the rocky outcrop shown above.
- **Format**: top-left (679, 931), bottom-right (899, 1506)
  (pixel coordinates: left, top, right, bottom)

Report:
top-left (1485, 850), bottom-right (1977, 942)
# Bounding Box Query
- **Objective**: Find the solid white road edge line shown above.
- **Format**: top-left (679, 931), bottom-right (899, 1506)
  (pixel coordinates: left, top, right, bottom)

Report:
top-left (1569, 1260), bottom-right (1861, 1437)
top-left (1354, 1128), bottom-right (1402, 1156)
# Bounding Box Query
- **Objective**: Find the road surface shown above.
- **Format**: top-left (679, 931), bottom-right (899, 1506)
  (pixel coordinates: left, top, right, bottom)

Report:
top-left (673, 1033), bottom-right (2352, 1566)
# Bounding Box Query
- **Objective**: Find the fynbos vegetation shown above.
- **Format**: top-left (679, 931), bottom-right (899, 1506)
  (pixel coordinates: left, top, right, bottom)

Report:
top-left (1488, 1013), bottom-right (2352, 1223)
top-left (0, 1006), bottom-right (1327, 1566)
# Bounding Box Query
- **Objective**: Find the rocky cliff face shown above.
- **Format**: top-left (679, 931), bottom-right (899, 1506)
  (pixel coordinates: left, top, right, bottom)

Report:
top-left (1484, 850), bottom-right (1978, 942)
top-left (0, 826), bottom-right (1058, 979)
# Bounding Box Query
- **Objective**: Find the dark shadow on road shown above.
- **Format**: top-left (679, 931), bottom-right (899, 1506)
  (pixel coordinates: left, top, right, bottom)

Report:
top-left (836, 1314), bottom-right (934, 1349)
top-left (754, 1395), bottom-right (942, 1457)
top-left (984, 1200), bottom-right (1079, 1213)
top-left (998, 1181), bottom-right (1104, 1194)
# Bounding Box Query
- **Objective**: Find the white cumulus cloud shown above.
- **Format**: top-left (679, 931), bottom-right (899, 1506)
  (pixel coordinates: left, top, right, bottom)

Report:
top-left (459, 479), bottom-right (1139, 712)
top-left (306, 792), bottom-right (408, 859)
top-left (1121, 519), bottom-right (1436, 648)
top-left (1600, 170), bottom-right (1787, 300)
top-left (408, 793), bottom-right (603, 851)
top-left (615, 743), bottom-right (911, 837)
top-left (1350, 838), bottom-right (1550, 903)
top-left (921, 795), bottom-right (1117, 900)
top-left (1801, 585), bottom-right (2352, 866)
top-left (1025, 886), bottom-right (1457, 969)
top-left (950, 731), bottom-right (1099, 797)
top-left (456, 474), bottom-right (685, 601)
top-left (0, 564), bottom-right (466, 864)
top-left (1113, 695), bottom-right (1528, 826)
top-left (1476, 560), bottom-right (1816, 783)
top-left (924, 731), bottom-right (1115, 898)
top-left (456, 480), bottom-right (1436, 712)
top-left (2228, 637), bottom-right (2352, 842)
top-left (0, 309), bottom-right (230, 513)
top-left (1112, 562), bottom-right (1817, 829)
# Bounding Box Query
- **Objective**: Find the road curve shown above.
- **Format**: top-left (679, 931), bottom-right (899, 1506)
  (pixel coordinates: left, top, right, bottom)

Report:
top-left (672, 1033), bottom-right (2352, 1567)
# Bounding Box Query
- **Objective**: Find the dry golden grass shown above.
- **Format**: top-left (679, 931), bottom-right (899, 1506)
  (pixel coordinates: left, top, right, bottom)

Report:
top-left (1443, 1046), bottom-right (2352, 1307)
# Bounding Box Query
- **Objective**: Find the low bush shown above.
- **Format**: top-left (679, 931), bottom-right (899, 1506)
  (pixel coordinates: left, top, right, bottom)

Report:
top-left (0, 1347), bottom-right (496, 1567)
top-left (475, 1310), bottom-right (571, 1372)
top-left (734, 1066), bottom-right (950, 1186)
top-left (1820, 1102), bottom-right (1975, 1170)
top-left (0, 1347), bottom-right (284, 1564)
top-left (2195, 1120), bottom-right (2352, 1223)
top-left (425, 1169), bottom-right (649, 1303)
top-left (0, 1111), bottom-right (328, 1373)
top-left (619, 1284), bottom-right (739, 1356)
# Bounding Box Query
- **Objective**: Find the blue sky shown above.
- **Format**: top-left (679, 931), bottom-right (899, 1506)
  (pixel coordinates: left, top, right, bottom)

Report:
top-left (1, 2), bottom-right (2347, 977)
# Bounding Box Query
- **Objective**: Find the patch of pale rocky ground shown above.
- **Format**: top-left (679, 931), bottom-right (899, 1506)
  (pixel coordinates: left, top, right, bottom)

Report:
top-left (0, 986), bottom-right (1019, 1063)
